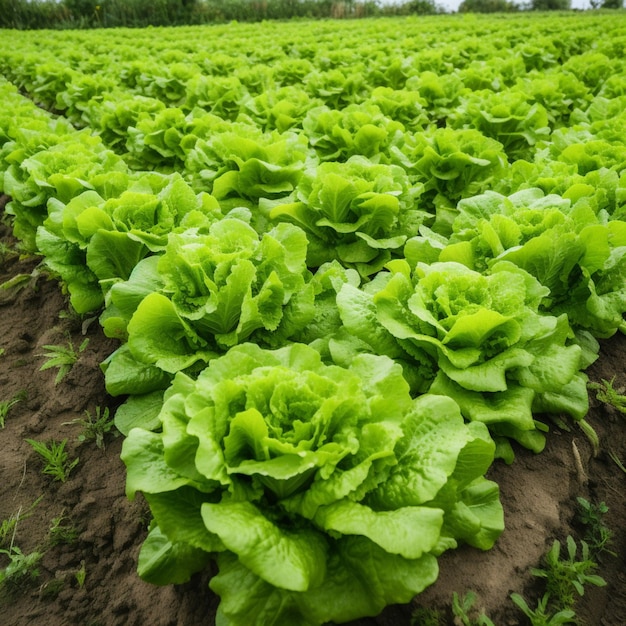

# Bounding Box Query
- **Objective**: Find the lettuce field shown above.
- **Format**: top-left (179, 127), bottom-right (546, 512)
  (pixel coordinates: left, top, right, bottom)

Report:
top-left (1, 11), bottom-right (626, 625)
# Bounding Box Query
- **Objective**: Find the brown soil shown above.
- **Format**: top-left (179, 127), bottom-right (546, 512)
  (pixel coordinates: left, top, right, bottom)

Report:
top-left (1, 209), bottom-right (625, 626)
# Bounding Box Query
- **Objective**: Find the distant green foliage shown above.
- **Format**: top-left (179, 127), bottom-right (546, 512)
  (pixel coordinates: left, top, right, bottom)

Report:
top-left (0, 0), bottom-right (70, 29)
top-left (94, 0), bottom-right (200, 28)
top-left (64, 0), bottom-right (99, 17)
top-left (459, 0), bottom-right (519, 12)
top-left (531, 0), bottom-right (571, 9)
top-left (0, 0), bottom-right (440, 29)
top-left (401, 0), bottom-right (441, 14)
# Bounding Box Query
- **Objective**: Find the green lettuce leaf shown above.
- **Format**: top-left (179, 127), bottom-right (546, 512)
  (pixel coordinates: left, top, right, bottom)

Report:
top-left (137, 524), bottom-right (211, 586)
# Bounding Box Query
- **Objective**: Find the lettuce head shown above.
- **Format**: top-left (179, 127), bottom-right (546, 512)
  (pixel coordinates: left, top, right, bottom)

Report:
top-left (121, 343), bottom-right (503, 626)
top-left (338, 259), bottom-right (588, 454)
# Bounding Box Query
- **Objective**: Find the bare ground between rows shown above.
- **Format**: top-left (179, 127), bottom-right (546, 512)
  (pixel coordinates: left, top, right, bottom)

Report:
top-left (0, 213), bottom-right (625, 626)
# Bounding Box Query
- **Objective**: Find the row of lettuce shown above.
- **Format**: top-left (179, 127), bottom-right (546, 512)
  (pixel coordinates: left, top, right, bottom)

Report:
top-left (1, 17), bottom-right (625, 174)
top-left (0, 76), bottom-right (505, 625)
top-left (2, 16), bottom-right (626, 626)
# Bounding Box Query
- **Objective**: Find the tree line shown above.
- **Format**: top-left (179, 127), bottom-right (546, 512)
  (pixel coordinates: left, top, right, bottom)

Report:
top-left (459, 0), bottom-right (622, 12)
top-left (1, 0), bottom-right (438, 29)
top-left (0, 0), bottom-right (623, 30)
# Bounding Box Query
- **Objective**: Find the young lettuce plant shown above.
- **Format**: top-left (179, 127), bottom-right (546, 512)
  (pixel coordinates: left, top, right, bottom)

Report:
top-left (101, 217), bottom-right (315, 399)
top-left (36, 172), bottom-right (224, 314)
top-left (389, 127), bottom-right (508, 233)
top-left (183, 123), bottom-right (309, 208)
top-left (265, 155), bottom-right (426, 276)
top-left (4, 130), bottom-right (124, 253)
top-left (447, 88), bottom-right (550, 162)
top-left (301, 103), bottom-right (405, 162)
top-left (336, 259), bottom-right (589, 459)
top-left (368, 86), bottom-right (430, 133)
top-left (121, 342), bottom-right (503, 626)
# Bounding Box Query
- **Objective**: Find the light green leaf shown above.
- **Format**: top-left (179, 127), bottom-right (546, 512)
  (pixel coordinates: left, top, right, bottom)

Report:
top-left (201, 500), bottom-right (327, 592)
top-left (145, 488), bottom-right (224, 553)
top-left (121, 429), bottom-right (199, 500)
top-left (127, 292), bottom-right (218, 373)
top-left (313, 500), bottom-right (443, 559)
top-left (114, 391), bottom-right (164, 436)
top-left (137, 524), bottom-right (211, 585)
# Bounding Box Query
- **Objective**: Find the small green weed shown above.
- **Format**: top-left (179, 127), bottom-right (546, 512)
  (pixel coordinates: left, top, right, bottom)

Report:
top-left (40, 576), bottom-right (65, 599)
top-left (532, 536), bottom-right (606, 609)
top-left (548, 414), bottom-right (599, 457)
top-left (451, 591), bottom-right (495, 626)
top-left (0, 241), bottom-right (18, 263)
top-left (576, 497), bottom-right (615, 557)
top-left (410, 606), bottom-right (445, 626)
top-left (48, 513), bottom-right (80, 546)
top-left (0, 497), bottom-right (43, 547)
top-left (0, 264), bottom-right (45, 295)
top-left (0, 390), bottom-right (27, 428)
top-left (38, 334), bottom-right (89, 385)
top-left (26, 438), bottom-right (79, 482)
top-left (64, 405), bottom-right (117, 450)
top-left (0, 495), bottom-right (44, 598)
top-left (58, 309), bottom-right (99, 335)
top-left (574, 418), bottom-right (600, 457)
top-left (510, 592), bottom-right (576, 625)
top-left (0, 545), bottom-right (43, 596)
top-left (609, 450), bottom-right (626, 474)
top-left (588, 376), bottom-right (626, 414)
top-left (75, 560), bottom-right (86, 589)
top-left (0, 516), bottom-right (21, 550)
top-left (510, 535), bottom-right (606, 624)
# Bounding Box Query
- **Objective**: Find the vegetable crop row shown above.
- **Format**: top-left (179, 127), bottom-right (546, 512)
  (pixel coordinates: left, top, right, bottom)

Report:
top-left (1, 13), bottom-right (626, 625)
top-left (1, 17), bottom-right (624, 152)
